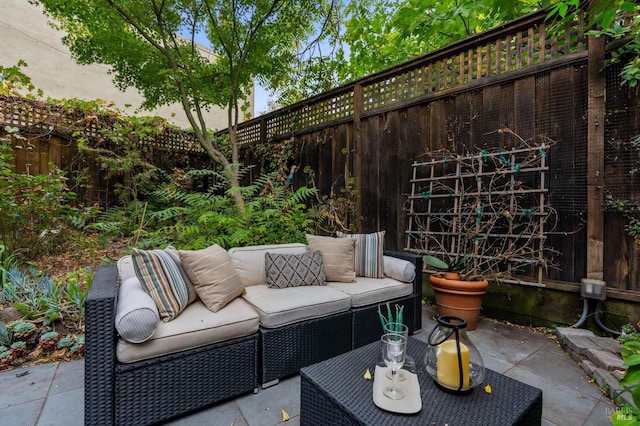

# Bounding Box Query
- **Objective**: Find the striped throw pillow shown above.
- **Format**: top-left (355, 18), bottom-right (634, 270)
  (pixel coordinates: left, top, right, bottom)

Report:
top-left (131, 246), bottom-right (195, 322)
top-left (337, 231), bottom-right (385, 278)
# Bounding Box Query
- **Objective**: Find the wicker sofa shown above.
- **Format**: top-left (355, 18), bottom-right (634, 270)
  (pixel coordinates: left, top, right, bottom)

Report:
top-left (85, 240), bottom-right (422, 425)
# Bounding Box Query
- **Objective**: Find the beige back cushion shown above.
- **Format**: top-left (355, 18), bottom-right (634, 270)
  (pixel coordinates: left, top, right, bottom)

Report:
top-left (179, 244), bottom-right (244, 313)
top-left (228, 243), bottom-right (307, 286)
top-left (305, 235), bottom-right (356, 282)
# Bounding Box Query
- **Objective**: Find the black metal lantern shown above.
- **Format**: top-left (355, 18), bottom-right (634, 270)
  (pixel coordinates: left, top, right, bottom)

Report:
top-left (425, 316), bottom-right (485, 394)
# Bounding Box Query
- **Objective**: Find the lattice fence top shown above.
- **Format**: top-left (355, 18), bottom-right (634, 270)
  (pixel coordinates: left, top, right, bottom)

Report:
top-left (2, 7), bottom-right (590, 152)
top-left (230, 7), bottom-right (587, 145)
top-left (0, 95), bottom-right (205, 154)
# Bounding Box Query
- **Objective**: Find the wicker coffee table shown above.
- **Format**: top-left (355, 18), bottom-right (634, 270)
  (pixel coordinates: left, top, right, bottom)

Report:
top-left (300, 337), bottom-right (542, 425)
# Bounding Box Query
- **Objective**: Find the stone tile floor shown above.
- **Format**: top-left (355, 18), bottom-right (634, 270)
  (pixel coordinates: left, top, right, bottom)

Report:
top-left (0, 305), bottom-right (620, 425)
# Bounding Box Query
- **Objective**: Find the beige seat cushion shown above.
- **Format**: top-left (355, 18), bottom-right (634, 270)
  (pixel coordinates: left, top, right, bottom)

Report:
top-left (179, 244), bottom-right (244, 313)
top-left (327, 277), bottom-right (412, 307)
top-left (242, 284), bottom-right (351, 328)
top-left (305, 235), bottom-right (356, 282)
top-left (228, 243), bottom-right (307, 286)
top-left (116, 298), bottom-right (259, 363)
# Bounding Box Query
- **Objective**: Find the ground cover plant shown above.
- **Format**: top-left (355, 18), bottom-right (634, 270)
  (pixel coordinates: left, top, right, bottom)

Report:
top-left (0, 58), bottom-right (359, 369)
top-left (0, 113), bottom-right (349, 371)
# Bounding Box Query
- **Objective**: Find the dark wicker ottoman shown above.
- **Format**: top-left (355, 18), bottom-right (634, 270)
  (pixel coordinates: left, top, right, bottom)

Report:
top-left (300, 338), bottom-right (542, 426)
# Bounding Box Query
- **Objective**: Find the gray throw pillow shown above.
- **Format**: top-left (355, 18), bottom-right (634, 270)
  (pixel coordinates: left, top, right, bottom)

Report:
top-left (265, 251), bottom-right (326, 288)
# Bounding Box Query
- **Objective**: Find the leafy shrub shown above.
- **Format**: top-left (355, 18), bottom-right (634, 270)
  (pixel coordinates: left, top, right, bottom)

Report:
top-left (611, 340), bottom-right (640, 425)
top-left (618, 324), bottom-right (640, 346)
top-left (89, 168), bottom-right (322, 250)
top-left (147, 171), bottom-right (319, 249)
top-left (0, 131), bottom-right (83, 260)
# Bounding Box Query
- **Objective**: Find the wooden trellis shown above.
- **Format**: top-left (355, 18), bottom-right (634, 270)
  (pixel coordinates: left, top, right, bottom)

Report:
top-left (405, 142), bottom-right (552, 285)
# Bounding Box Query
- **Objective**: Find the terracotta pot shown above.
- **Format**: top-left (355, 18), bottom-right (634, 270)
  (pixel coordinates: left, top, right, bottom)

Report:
top-left (429, 273), bottom-right (489, 330)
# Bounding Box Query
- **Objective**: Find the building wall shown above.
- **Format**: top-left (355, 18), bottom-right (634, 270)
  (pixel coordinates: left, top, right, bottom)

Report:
top-left (0, 0), bottom-right (253, 130)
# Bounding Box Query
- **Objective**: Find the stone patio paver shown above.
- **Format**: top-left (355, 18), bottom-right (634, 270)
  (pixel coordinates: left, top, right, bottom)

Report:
top-left (0, 306), bottom-right (623, 426)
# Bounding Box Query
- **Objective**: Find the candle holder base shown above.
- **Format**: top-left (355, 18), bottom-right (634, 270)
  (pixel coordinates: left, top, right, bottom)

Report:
top-left (434, 380), bottom-right (474, 396)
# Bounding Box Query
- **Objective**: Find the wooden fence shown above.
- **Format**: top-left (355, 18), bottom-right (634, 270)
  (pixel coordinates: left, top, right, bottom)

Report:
top-left (0, 96), bottom-right (211, 204)
top-left (2, 7), bottom-right (638, 297)
top-left (233, 7), bottom-right (638, 296)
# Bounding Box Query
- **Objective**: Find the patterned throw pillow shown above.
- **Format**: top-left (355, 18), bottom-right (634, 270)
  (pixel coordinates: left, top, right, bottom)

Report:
top-left (131, 247), bottom-right (195, 322)
top-left (305, 234), bottom-right (356, 282)
top-left (337, 231), bottom-right (385, 278)
top-left (265, 251), bottom-right (326, 288)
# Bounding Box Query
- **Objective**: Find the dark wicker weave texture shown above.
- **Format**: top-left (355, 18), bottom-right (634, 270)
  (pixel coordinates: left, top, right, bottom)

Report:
top-left (260, 311), bottom-right (352, 384)
top-left (301, 338), bottom-right (542, 426)
top-left (115, 335), bottom-right (257, 425)
top-left (85, 265), bottom-right (259, 426)
top-left (84, 250), bottom-right (424, 422)
top-left (351, 295), bottom-right (415, 349)
top-left (85, 264), bottom-right (118, 426)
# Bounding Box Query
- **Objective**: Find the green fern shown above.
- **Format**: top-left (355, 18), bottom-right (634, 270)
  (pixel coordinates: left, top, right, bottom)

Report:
top-left (130, 167), bottom-right (323, 249)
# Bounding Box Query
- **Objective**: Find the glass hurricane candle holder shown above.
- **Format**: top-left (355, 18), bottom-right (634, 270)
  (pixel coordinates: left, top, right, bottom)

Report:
top-left (425, 316), bottom-right (485, 395)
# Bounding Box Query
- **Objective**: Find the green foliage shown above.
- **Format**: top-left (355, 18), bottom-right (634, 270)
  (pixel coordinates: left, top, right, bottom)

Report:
top-left (549, 1), bottom-right (640, 87)
top-left (40, 331), bottom-right (59, 340)
top-left (70, 335), bottom-right (85, 354)
top-left (423, 254), bottom-right (471, 273)
top-left (619, 324), bottom-right (640, 346)
top-left (0, 130), bottom-right (85, 260)
top-left (0, 244), bottom-right (17, 288)
top-left (89, 205), bottom-right (138, 237)
top-left (608, 195), bottom-right (640, 240)
top-left (141, 169), bottom-right (320, 249)
top-left (10, 341), bottom-right (26, 350)
top-left (80, 115), bottom-right (168, 206)
top-left (377, 302), bottom-right (404, 332)
top-left (0, 323), bottom-right (11, 347)
top-left (2, 268), bottom-right (89, 327)
top-left (333, 0), bottom-right (547, 83)
top-left (7, 320), bottom-right (35, 336)
top-left (612, 340), bottom-right (640, 425)
top-left (57, 336), bottom-right (75, 349)
top-left (605, 134), bottom-right (640, 241)
top-left (0, 61), bottom-right (43, 97)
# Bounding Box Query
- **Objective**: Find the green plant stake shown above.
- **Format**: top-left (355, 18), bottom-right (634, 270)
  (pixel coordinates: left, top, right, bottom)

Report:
top-left (377, 302), bottom-right (404, 332)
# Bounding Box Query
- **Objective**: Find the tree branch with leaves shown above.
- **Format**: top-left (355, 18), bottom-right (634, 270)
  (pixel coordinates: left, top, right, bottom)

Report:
top-left (33, 0), bottom-right (333, 210)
